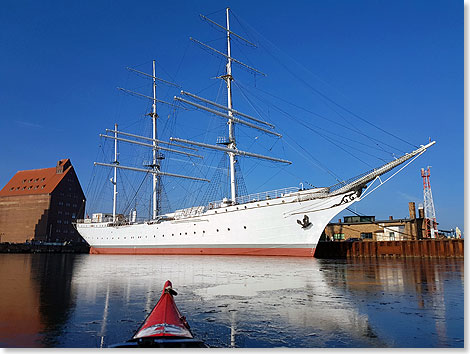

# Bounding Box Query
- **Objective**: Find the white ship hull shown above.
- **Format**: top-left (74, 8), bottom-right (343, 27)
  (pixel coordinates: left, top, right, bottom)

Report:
top-left (76, 188), bottom-right (360, 257)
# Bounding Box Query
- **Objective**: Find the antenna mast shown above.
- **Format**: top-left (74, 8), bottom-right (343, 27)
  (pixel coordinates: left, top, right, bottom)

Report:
top-left (421, 166), bottom-right (438, 238)
top-left (224, 7), bottom-right (237, 204)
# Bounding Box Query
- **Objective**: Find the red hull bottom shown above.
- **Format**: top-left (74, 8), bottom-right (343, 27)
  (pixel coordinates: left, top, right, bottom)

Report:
top-left (89, 247), bottom-right (316, 257)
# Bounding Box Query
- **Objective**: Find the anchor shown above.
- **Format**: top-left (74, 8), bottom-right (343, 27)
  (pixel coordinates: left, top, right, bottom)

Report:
top-left (297, 215), bottom-right (312, 229)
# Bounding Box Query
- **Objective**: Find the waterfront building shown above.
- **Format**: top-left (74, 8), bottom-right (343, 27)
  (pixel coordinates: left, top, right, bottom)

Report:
top-left (323, 202), bottom-right (427, 241)
top-left (0, 159), bottom-right (86, 243)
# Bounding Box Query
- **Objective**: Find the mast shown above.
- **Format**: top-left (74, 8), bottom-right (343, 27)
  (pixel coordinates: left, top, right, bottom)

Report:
top-left (152, 60), bottom-right (159, 219)
top-left (225, 7), bottom-right (237, 204)
top-left (112, 123), bottom-right (118, 222)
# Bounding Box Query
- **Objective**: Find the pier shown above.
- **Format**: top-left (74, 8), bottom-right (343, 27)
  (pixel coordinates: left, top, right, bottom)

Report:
top-left (314, 239), bottom-right (464, 259)
top-left (0, 242), bottom-right (90, 254)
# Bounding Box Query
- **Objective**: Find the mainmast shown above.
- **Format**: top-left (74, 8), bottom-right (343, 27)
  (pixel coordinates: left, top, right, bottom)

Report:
top-left (152, 60), bottom-right (159, 219)
top-left (96, 64), bottom-right (208, 222)
top-left (112, 123), bottom-right (118, 222)
top-left (224, 8), bottom-right (237, 204)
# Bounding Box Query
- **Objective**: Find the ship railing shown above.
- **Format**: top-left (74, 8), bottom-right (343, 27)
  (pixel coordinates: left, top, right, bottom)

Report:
top-left (206, 186), bottom-right (300, 210)
top-left (174, 206), bottom-right (206, 219)
top-left (75, 216), bottom-right (116, 224)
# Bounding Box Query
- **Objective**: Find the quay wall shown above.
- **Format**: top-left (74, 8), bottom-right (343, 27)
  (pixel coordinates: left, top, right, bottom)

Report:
top-left (314, 239), bottom-right (464, 259)
top-left (0, 243), bottom-right (90, 254)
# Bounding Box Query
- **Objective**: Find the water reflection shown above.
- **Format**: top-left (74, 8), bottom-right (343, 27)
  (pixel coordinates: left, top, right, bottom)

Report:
top-left (0, 254), bottom-right (78, 347)
top-left (0, 254), bottom-right (463, 348)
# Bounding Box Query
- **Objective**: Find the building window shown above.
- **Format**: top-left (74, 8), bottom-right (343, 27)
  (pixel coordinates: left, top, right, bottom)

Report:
top-left (334, 233), bottom-right (345, 240)
top-left (361, 232), bottom-right (373, 239)
top-left (389, 232), bottom-right (395, 241)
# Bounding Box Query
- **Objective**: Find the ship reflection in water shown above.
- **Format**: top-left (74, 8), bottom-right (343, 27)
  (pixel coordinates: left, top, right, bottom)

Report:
top-left (0, 254), bottom-right (463, 348)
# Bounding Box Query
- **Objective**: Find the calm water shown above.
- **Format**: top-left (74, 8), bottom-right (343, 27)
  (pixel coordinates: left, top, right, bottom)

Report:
top-left (0, 253), bottom-right (464, 348)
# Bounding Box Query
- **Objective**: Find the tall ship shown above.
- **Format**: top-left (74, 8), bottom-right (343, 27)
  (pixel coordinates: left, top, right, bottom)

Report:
top-left (75, 8), bottom-right (435, 256)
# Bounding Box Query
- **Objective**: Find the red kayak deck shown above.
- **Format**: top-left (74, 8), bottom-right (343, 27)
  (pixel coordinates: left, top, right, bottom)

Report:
top-left (132, 280), bottom-right (193, 340)
top-left (109, 280), bottom-right (206, 348)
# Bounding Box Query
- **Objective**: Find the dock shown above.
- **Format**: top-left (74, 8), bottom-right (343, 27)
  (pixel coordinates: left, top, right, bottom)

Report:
top-left (0, 242), bottom-right (90, 254)
top-left (314, 239), bottom-right (464, 259)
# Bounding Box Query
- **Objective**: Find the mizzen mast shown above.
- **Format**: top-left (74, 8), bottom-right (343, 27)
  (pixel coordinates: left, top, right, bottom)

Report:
top-left (96, 61), bottom-right (208, 221)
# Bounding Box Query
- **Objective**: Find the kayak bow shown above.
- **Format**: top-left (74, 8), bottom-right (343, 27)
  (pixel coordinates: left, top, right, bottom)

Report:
top-left (110, 280), bottom-right (206, 348)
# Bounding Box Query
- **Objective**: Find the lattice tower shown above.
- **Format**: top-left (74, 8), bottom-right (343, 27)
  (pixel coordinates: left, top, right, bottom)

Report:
top-left (421, 166), bottom-right (438, 238)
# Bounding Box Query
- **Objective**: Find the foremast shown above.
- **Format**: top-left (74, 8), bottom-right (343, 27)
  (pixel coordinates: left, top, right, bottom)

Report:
top-left (173, 8), bottom-right (288, 205)
top-left (151, 60), bottom-right (160, 219)
top-left (224, 8), bottom-right (237, 204)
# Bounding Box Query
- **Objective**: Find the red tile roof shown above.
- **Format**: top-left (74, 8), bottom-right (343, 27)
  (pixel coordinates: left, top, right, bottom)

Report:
top-left (0, 159), bottom-right (73, 197)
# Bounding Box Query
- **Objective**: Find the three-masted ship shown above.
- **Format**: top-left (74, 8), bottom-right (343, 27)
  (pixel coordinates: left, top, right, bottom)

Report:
top-left (75, 8), bottom-right (434, 256)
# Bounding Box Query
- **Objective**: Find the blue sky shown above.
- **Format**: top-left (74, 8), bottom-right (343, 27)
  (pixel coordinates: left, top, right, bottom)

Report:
top-left (0, 0), bottom-right (463, 232)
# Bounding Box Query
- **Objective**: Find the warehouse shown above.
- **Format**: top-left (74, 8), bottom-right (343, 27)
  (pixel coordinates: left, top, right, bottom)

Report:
top-left (0, 159), bottom-right (86, 243)
top-left (323, 202), bottom-right (426, 241)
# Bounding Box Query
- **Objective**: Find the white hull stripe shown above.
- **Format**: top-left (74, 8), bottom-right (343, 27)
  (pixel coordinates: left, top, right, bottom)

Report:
top-left (91, 243), bottom-right (317, 249)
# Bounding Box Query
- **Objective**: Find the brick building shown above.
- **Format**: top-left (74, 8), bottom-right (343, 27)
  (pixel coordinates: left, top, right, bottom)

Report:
top-left (323, 202), bottom-right (426, 241)
top-left (0, 159), bottom-right (86, 243)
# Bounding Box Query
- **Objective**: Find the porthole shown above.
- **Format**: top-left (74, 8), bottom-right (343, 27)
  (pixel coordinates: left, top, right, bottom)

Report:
top-left (244, 226), bottom-right (247, 229)
top-left (194, 231), bottom-right (196, 234)
top-left (185, 232), bottom-right (187, 235)
top-left (216, 229), bottom-right (219, 232)
top-left (228, 228), bottom-right (230, 231)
